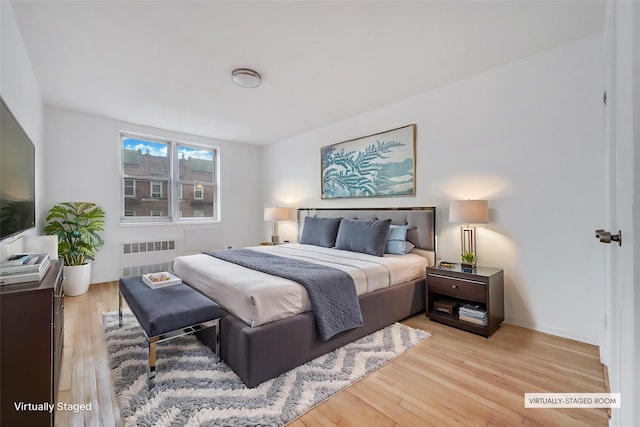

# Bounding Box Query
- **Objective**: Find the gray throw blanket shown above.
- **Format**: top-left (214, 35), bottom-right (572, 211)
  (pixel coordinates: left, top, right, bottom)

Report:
top-left (205, 248), bottom-right (363, 340)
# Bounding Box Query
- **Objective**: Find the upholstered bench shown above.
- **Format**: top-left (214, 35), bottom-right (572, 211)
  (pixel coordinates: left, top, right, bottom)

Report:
top-left (118, 276), bottom-right (221, 386)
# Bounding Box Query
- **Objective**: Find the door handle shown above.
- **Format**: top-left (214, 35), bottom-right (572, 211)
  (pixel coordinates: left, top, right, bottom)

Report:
top-left (595, 229), bottom-right (622, 246)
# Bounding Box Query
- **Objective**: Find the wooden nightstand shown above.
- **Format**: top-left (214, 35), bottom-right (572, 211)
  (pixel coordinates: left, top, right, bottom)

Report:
top-left (426, 265), bottom-right (504, 337)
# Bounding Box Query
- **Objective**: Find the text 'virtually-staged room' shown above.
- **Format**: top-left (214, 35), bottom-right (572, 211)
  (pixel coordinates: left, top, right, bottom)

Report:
top-left (1, 1), bottom-right (638, 426)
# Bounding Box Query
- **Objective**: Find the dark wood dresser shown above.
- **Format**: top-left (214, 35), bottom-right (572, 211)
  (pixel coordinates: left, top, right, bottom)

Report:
top-left (1, 260), bottom-right (64, 427)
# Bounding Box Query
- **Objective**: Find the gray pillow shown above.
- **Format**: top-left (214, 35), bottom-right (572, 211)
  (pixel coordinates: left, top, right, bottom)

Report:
top-left (335, 218), bottom-right (392, 257)
top-left (299, 216), bottom-right (342, 248)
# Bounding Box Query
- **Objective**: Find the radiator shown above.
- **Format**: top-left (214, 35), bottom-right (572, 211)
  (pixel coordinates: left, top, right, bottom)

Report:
top-left (120, 240), bottom-right (176, 277)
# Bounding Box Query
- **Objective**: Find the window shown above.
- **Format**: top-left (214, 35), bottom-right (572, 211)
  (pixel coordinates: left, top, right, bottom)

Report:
top-left (194, 183), bottom-right (204, 200)
top-left (120, 133), bottom-right (218, 222)
top-left (151, 181), bottom-right (163, 198)
top-left (124, 179), bottom-right (135, 197)
top-left (177, 144), bottom-right (216, 218)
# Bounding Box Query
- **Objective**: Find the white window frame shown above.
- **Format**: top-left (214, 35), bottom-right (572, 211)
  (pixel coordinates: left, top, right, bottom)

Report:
top-left (119, 131), bottom-right (220, 224)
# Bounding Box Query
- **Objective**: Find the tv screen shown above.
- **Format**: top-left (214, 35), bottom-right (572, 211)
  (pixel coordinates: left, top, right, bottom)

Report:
top-left (0, 97), bottom-right (36, 241)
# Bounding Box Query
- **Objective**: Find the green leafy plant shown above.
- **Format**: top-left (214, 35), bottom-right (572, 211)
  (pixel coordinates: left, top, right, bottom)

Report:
top-left (461, 251), bottom-right (478, 264)
top-left (44, 202), bottom-right (105, 266)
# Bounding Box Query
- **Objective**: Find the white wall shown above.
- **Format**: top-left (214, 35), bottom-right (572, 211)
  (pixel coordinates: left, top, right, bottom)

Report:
top-left (263, 34), bottom-right (606, 344)
top-left (43, 107), bottom-right (263, 284)
top-left (0, 1), bottom-right (44, 257)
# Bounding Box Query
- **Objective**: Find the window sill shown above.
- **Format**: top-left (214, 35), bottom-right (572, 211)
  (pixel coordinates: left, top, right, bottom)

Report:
top-left (119, 219), bottom-right (220, 227)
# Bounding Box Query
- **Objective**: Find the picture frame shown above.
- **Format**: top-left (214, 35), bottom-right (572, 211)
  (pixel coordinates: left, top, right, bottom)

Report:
top-left (321, 124), bottom-right (416, 199)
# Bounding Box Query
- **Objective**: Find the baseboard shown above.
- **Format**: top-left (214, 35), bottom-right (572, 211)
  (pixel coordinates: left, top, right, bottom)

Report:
top-left (503, 318), bottom-right (599, 346)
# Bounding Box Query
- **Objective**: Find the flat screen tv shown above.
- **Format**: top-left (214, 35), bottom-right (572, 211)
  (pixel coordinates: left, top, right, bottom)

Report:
top-left (0, 97), bottom-right (36, 241)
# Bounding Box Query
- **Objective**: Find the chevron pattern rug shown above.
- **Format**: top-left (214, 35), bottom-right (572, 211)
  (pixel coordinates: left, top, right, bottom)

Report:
top-left (104, 311), bottom-right (430, 427)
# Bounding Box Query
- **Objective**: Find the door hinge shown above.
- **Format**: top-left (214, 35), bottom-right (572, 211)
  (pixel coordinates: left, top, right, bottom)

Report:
top-left (603, 90), bottom-right (607, 105)
top-left (602, 315), bottom-right (608, 330)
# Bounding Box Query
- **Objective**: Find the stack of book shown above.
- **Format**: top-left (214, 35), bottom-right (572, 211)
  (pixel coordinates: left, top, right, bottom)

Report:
top-left (459, 303), bottom-right (487, 326)
top-left (0, 253), bottom-right (51, 285)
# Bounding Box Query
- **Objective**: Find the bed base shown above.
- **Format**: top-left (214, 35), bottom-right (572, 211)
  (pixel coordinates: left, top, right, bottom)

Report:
top-left (197, 278), bottom-right (425, 387)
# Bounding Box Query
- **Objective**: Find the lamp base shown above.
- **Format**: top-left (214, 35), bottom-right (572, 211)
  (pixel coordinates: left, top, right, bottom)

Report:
top-left (271, 235), bottom-right (279, 245)
top-left (461, 226), bottom-right (477, 255)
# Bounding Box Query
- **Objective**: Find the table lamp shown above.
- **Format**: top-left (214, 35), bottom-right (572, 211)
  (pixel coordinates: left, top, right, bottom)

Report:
top-left (449, 200), bottom-right (489, 265)
top-left (264, 207), bottom-right (289, 245)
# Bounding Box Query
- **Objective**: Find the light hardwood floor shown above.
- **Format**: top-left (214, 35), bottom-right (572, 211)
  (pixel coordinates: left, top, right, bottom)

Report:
top-left (56, 281), bottom-right (609, 427)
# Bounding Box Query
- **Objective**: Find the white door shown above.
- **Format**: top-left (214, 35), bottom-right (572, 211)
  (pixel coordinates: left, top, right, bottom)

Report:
top-left (602, 2), bottom-right (638, 426)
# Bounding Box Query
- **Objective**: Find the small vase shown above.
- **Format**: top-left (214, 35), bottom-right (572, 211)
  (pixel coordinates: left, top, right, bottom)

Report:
top-left (460, 262), bottom-right (476, 273)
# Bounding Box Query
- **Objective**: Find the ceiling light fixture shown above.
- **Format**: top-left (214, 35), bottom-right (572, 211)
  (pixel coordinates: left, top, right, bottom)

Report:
top-left (231, 68), bottom-right (261, 88)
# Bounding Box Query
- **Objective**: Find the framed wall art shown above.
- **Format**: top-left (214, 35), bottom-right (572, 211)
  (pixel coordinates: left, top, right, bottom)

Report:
top-left (321, 124), bottom-right (416, 199)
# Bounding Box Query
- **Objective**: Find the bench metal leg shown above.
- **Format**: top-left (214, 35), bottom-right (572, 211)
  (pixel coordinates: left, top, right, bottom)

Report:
top-left (149, 336), bottom-right (158, 387)
top-left (214, 319), bottom-right (220, 362)
top-left (118, 291), bottom-right (123, 327)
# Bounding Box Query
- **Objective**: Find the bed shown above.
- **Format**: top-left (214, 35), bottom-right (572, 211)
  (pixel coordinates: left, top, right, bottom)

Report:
top-left (173, 207), bottom-right (436, 387)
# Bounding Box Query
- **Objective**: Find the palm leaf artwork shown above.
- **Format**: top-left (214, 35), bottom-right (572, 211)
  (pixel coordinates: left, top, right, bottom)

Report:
top-left (44, 202), bottom-right (105, 266)
top-left (322, 138), bottom-right (413, 199)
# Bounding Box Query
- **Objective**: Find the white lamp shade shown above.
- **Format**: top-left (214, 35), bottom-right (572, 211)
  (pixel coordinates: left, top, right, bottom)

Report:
top-left (449, 200), bottom-right (489, 224)
top-left (264, 207), bottom-right (289, 221)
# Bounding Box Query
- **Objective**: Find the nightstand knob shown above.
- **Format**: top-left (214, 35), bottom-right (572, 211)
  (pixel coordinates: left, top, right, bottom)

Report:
top-left (451, 285), bottom-right (459, 289)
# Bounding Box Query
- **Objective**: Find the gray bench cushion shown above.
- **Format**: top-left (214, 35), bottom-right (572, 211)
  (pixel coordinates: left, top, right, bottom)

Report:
top-left (119, 276), bottom-right (221, 337)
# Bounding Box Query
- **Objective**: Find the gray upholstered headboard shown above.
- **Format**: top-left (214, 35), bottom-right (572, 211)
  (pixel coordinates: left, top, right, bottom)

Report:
top-left (297, 207), bottom-right (436, 252)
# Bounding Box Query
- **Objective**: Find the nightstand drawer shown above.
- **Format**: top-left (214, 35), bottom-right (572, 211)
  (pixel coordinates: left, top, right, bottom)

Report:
top-left (427, 273), bottom-right (486, 303)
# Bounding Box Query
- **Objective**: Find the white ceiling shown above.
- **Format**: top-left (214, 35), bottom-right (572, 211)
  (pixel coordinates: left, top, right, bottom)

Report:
top-left (10, 1), bottom-right (605, 146)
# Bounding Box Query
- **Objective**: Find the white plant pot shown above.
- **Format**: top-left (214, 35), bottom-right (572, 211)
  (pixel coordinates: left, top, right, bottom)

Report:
top-left (63, 263), bottom-right (92, 296)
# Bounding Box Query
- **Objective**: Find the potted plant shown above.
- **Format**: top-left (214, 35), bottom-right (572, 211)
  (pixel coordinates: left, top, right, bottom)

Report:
top-left (44, 202), bottom-right (105, 296)
top-left (460, 251), bottom-right (478, 272)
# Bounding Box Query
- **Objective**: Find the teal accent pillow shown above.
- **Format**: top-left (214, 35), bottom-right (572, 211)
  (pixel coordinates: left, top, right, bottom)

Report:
top-left (385, 224), bottom-right (409, 255)
top-left (335, 218), bottom-right (392, 257)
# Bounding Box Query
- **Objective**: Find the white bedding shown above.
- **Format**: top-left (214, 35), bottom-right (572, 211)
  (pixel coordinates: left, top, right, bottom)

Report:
top-left (173, 243), bottom-right (430, 327)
